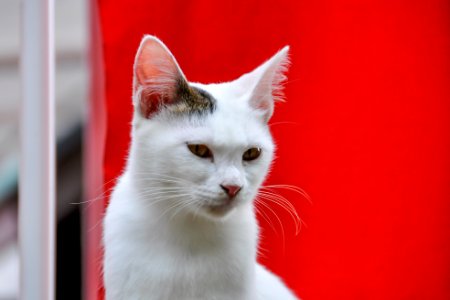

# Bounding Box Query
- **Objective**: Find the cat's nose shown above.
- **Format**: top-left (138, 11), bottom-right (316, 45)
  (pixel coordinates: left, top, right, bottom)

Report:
top-left (220, 185), bottom-right (242, 198)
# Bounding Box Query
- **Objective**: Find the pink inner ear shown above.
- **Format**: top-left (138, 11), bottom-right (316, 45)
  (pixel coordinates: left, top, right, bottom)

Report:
top-left (252, 97), bottom-right (271, 110)
top-left (246, 46), bottom-right (290, 122)
top-left (250, 79), bottom-right (274, 120)
top-left (139, 91), bottom-right (166, 119)
top-left (136, 40), bottom-right (177, 87)
top-left (134, 37), bottom-right (182, 117)
top-left (250, 95), bottom-right (273, 122)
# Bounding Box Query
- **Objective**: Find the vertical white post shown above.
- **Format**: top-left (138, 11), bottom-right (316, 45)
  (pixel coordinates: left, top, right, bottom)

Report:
top-left (19, 0), bottom-right (55, 299)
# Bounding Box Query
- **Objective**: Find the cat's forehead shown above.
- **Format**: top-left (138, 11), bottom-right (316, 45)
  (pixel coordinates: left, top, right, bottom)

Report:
top-left (187, 82), bottom-right (271, 147)
top-left (190, 82), bottom-right (251, 116)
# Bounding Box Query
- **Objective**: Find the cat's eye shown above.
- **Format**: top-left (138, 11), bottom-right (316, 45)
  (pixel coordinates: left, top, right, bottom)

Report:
top-left (187, 144), bottom-right (213, 159)
top-left (243, 147), bottom-right (261, 161)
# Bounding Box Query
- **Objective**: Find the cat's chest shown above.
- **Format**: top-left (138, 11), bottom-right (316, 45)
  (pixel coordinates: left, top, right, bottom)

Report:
top-left (123, 237), bottom-right (255, 299)
top-left (137, 225), bottom-right (256, 273)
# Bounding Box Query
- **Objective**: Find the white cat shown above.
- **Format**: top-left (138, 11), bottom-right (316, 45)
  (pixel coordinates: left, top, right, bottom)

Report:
top-left (103, 35), bottom-right (298, 300)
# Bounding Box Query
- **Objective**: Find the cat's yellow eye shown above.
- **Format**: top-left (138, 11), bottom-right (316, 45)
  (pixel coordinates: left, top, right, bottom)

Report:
top-left (187, 144), bottom-right (213, 159)
top-left (243, 147), bottom-right (261, 161)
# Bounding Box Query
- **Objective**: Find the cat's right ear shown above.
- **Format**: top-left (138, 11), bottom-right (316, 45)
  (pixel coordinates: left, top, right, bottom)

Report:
top-left (133, 35), bottom-right (187, 118)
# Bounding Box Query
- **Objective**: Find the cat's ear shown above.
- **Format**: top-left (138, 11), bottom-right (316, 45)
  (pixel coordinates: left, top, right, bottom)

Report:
top-left (238, 46), bottom-right (290, 122)
top-left (133, 35), bottom-right (187, 118)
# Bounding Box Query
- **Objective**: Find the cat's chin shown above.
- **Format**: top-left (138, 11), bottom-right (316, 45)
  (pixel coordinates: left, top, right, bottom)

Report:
top-left (208, 203), bottom-right (236, 216)
top-left (197, 202), bottom-right (237, 220)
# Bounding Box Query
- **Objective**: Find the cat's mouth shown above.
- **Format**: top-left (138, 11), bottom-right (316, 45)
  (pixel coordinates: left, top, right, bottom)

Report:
top-left (205, 198), bottom-right (237, 217)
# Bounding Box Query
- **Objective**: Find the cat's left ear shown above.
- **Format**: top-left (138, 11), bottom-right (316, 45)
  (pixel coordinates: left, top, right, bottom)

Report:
top-left (239, 46), bottom-right (290, 122)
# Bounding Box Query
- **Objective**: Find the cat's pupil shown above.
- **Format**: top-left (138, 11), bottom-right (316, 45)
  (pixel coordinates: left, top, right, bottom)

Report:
top-left (243, 148), bottom-right (261, 161)
top-left (188, 144), bottom-right (213, 159)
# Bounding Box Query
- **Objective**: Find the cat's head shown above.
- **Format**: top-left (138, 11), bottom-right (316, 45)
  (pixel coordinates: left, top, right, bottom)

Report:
top-left (129, 35), bottom-right (289, 220)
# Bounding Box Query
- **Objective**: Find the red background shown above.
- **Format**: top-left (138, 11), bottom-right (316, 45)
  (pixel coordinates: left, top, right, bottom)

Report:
top-left (86, 0), bottom-right (450, 299)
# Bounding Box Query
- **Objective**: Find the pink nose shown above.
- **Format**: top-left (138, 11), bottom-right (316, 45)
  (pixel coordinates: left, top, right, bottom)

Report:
top-left (220, 185), bottom-right (242, 198)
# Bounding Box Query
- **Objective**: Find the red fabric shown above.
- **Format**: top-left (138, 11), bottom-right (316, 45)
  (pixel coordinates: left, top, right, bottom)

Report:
top-left (89, 0), bottom-right (450, 299)
top-left (84, 1), bottom-right (107, 299)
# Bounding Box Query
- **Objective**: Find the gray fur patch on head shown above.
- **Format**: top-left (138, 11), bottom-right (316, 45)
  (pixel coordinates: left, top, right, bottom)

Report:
top-left (164, 81), bottom-right (216, 116)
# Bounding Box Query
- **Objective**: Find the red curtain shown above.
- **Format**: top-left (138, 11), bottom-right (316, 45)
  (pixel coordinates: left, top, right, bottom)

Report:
top-left (86, 0), bottom-right (450, 299)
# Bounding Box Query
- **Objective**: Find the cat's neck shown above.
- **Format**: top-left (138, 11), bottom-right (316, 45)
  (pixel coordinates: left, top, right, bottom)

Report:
top-left (161, 206), bottom-right (258, 254)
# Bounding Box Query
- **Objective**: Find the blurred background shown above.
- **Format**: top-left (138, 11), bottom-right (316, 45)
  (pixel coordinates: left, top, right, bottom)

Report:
top-left (0, 0), bottom-right (87, 299)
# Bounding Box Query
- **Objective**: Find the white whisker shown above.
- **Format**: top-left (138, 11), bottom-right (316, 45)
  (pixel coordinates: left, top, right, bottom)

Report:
top-left (254, 196), bottom-right (286, 245)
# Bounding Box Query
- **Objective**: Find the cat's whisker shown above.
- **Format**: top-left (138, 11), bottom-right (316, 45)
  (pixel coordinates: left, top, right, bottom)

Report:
top-left (133, 172), bottom-right (190, 183)
top-left (258, 190), bottom-right (299, 220)
top-left (260, 184), bottom-right (311, 204)
top-left (268, 121), bottom-right (300, 127)
top-left (136, 193), bottom-right (186, 201)
top-left (192, 202), bottom-right (206, 222)
top-left (157, 201), bottom-right (184, 223)
top-left (254, 200), bottom-right (278, 234)
top-left (73, 174), bottom-right (124, 207)
top-left (87, 217), bottom-right (104, 234)
top-left (259, 184), bottom-right (310, 234)
top-left (256, 244), bottom-right (269, 259)
top-left (71, 185), bottom-right (116, 208)
top-left (169, 198), bottom-right (198, 222)
top-left (130, 171), bottom-right (193, 182)
top-left (257, 191), bottom-right (302, 235)
top-left (137, 186), bottom-right (187, 191)
top-left (183, 187), bottom-right (221, 201)
top-left (156, 194), bottom-right (194, 222)
top-left (195, 191), bottom-right (219, 200)
top-left (131, 172), bottom-right (190, 180)
top-left (142, 193), bottom-right (192, 210)
top-left (73, 176), bottom-right (189, 206)
top-left (136, 194), bottom-right (185, 204)
top-left (168, 202), bottom-right (187, 222)
top-left (135, 188), bottom-right (188, 198)
top-left (132, 177), bottom-right (191, 186)
top-left (86, 174), bottom-right (121, 198)
top-left (141, 198), bottom-right (176, 211)
top-left (254, 196), bottom-right (286, 244)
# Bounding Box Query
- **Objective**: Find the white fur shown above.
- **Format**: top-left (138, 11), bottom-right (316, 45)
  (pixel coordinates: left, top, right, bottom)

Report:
top-left (103, 36), bottom-right (298, 300)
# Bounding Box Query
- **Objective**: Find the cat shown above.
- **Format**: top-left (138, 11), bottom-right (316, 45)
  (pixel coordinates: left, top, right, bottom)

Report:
top-left (103, 35), bottom-right (298, 300)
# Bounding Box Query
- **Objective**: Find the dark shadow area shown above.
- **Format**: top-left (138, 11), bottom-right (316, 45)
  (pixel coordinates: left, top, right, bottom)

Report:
top-left (55, 125), bottom-right (83, 300)
top-left (57, 207), bottom-right (81, 300)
